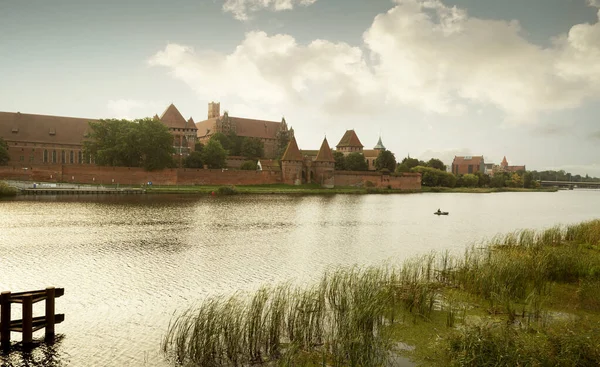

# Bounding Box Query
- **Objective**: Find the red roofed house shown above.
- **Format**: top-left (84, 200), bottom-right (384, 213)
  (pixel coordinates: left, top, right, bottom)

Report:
top-left (195, 102), bottom-right (292, 159)
top-left (451, 156), bottom-right (485, 175)
top-left (154, 104), bottom-right (198, 166)
top-left (494, 156), bottom-right (526, 174)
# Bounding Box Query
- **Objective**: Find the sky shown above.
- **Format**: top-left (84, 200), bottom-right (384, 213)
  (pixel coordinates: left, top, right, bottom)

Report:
top-left (1, 0), bottom-right (599, 175)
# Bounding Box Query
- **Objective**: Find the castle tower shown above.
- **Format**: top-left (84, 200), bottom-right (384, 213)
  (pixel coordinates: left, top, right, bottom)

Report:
top-left (373, 136), bottom-right (386, 151)
top-left (336, 129), bottom-right (364, 156)
top-left (280, 136), bottom-right (304, 185)
top-left (501, 156), bottom-right (508, 168)
top-left (313, 137), bottom-right (335, 188)
top-left (208, 101), bottom-right (220, 119)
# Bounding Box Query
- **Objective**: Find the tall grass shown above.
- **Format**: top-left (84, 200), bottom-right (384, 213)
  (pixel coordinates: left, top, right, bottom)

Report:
top-left (162, 219), bottom-right (600, 366)
top-left (0, 181), bottom-right (18, 197)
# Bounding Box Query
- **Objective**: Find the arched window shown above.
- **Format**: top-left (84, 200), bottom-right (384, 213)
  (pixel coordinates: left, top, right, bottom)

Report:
top-left (43, 150), bottom-right (48, 163)
top-left (78, 151), bottom-right (83, 164)
top-left (61, 150), bottom-right (66, 164)
top-left (70, 150), bottom-right (74, 164)
top-left (52, 150), bottom-right (57, 163)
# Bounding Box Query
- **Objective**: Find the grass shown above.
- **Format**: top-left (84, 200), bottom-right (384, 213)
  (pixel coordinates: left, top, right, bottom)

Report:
top-left (0, 181), bottom-right (18, 197)
top-left (161, 219), bottom-right (600, 366)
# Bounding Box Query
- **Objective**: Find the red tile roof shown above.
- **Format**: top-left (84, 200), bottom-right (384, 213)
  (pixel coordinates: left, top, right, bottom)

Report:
top-left (281, 136), bottom-right (303, 161)
top-left (0, 111), bottom-right (93, 146)
top-left (160, 104), bottom-right (195, 130)
top-left (195, 115), bottom-right (281, 139)
top-left (452, 156), bottom-right (484, 166)
top-left (315, 138), bottom-right (335, 162)
top-left (336, 130), bottom-right (363, 148)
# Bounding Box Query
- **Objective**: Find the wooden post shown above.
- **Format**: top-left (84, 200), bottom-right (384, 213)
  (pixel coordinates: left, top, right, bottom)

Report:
top-left (45, 287), bottom-right (55, 340)
top-left (22, 294), bottom-right (33, 345)
top-left (1, 291), bottom-right (11, 348)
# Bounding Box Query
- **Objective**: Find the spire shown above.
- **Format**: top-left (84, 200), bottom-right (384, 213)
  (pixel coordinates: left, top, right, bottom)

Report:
top-left (373, 136), bottom-right (386, 150)
top-left (281, 136), bottom-right (303, 161)
top-left (315, 137), bottom-right (335, 162)
top-left (501, 156), bottom-right (508, 167)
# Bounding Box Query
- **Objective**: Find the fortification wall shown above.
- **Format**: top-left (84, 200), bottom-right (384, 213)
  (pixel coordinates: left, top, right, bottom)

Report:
top-left (334, 171), bottom-right (421, 190)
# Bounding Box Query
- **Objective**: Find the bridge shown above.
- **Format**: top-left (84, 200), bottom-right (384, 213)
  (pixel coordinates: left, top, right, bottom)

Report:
top-left (540, 180), bottom-right (600, 189)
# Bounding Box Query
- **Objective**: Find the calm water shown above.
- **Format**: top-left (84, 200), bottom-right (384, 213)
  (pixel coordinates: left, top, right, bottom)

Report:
top-left (0, 190), bottom-right (599, 366)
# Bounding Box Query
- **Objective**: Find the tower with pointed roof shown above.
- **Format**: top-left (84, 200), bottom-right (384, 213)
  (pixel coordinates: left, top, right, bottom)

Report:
top-left (336, 129), bottom-right (364, 156)
top-left (373, 136), bottom-right (386, 151)
top-left (280, 136), bottom-right (304, 185)
top-left (157, 104), bottom-right (198, 166)
top-left (501, 156), bottom-right (508, 168)
top-left (313, 137), bottom-right (335, 187)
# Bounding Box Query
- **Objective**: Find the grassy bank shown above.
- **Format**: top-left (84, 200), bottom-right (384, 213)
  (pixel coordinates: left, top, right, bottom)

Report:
top-left (421, 186), bottom-right (559, 193)
top-left (0, 181), bottom-right (18, 197)
top-left (161, 219), bottom-right (600, 366)
top-left (146, 184), bottom-right (421, 195)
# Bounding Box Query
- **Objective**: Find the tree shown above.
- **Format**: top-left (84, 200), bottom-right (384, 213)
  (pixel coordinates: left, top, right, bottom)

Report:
top-left (426, 158), bottom-right (446, 171)
top-left (462, 173), bottom-right (479, 187)
top-left (333, 151), bottom-right (346, 170)
top-left (410, 166), bottom-right (456, 187)
top-left (240, 137), bottom-right (264, 159)
top-left (184, 151), bottom-right (204, 168)
top-left (0, 137), bottom-right (9, 165)
top-left (202, 139), bottom-right (227, 169)
top-left (83, 118), bottom-right (174, 170)
top-left (474, 171), bottom-right (490, 187)
top-left (345, 152), bottom-right (368, 171)
top-left (375, 150), bottom-right (397, 171)
top-left (210, 133), bottom-right (233, 154)
top-left (194, 142), bottom-right (204, 152)
top-left (490, 172), bottom-right (508, 188)
top-left (240, 160), bottom-right (258, 170)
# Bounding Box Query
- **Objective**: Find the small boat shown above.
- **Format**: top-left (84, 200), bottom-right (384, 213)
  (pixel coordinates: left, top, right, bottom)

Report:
top-left (434, 211), bottom-right (449, 215)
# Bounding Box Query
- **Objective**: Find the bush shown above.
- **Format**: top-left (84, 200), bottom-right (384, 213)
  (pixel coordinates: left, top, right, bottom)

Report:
top-left (217, 185), bottom-right (239, 195)
top-left (240, 160), bottom-right (258, 171)
top-left (0, 181), bottom-right (17, 197)
top-left (365, 180), bottom-right (375, 187)
top-left (410, 166), bottom-right (456, 187)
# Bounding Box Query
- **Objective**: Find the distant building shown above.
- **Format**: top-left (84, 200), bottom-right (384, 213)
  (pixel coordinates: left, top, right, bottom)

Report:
top-left (451, 156), bottom-right (485, 175)
top-left (493, 156), bottom-right (526, 174)
top-left (335, 130), bottom-right (386, 171)
top-left (195, 102), bottom-right (293, 159)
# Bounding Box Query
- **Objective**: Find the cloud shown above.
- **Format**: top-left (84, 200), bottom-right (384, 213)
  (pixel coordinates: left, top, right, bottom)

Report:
top-left (106, 99), bottom-right (165, 120)
top-left (150, 0), bottom-right (600, 124)
top-left (588, 0), bottom-right (600, 8)
top-left (590, 131), bottom-right (600, 140)
top-left (222, 0), bottom-right (317, 21)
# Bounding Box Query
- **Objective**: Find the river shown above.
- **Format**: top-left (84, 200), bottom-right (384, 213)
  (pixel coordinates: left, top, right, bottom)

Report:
top-left (0, 190), bottom-right (598, 366)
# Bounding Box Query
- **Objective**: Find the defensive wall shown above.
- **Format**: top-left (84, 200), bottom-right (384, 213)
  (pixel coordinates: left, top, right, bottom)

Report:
top-left (0, 165), bottom-right (421, 190)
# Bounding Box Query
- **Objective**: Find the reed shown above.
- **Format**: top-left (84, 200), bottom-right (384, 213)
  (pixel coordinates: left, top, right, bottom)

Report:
top-left (162, 219), bottom-right (600, 366)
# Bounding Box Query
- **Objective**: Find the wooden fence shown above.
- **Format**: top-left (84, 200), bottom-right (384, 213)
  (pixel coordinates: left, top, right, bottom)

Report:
top-left (0, 287), bottom-right (64, 349)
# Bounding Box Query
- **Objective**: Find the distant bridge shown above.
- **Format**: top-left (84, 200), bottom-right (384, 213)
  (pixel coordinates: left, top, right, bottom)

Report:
top-left (540, 180), bottom-right (600, 189)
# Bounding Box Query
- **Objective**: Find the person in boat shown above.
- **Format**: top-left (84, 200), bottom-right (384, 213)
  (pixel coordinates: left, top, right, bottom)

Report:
top-left (436, 208), bottom-right (442, 214)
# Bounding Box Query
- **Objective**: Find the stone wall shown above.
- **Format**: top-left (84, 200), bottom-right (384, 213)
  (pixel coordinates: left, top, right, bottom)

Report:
top-left (0, 165), bottom-right (281, 186)
top-left (334, 171), bottom-right (421, 190)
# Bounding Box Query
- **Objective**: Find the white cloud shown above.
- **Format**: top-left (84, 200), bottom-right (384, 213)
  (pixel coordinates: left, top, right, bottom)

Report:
top-left (150, 0), bottom-right (600, 124)
top-left (587, 0), bottom-right (600, 8)
top-left (222, 0), bottom-right (317, 21)
top-left (106, 99), bottom-right (165, 120)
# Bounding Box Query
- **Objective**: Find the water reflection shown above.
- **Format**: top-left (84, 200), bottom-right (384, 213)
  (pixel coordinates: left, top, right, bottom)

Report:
top-left (1, 336), bottom-right (68, 367)
top-left (0, 191), bottom-right (598, 366)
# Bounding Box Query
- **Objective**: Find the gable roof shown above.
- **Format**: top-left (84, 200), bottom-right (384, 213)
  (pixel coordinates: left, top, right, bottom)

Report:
top-left (160, 104), bottom-right (191, 130)
top-left (452, 156), bottom-right (484, 166)
top-left (194, 115), bottom-right (282, 139)
top-left (315, 138), bottom-right (335, 162)
top-left (0, 111), bottom-right (93, 146)
top-left (281, 136), bottom-right (303, 161)
top-left (336, 129), bottom-right (363, 148)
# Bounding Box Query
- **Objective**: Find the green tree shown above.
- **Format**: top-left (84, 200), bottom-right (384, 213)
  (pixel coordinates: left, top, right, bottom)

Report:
top-left (194, 142), bottom-right (204, 152)
top-left (474, 171), bottom-right (491, 187)
top-left (202, 139), bottom-right (227, 169)
top-left (462, 173), bottom-right (479, 187)
top-left (83, 118), bottom-right (174, 170)
top-left (506, 173), bottom-right (524, 188)
top-left (0, 137), bottom-right (9, 165)
top-left (523, 171), bottom-right (534, 188)
top-left (210, 133), bottom-right (233, 153)
top-left (333, 151), bottom-right (346, 170)
top-left (136, 118), bottom-right (176, 170)
top-left (240, 137), bottom-right (264, 159)
top-left (240, 160), bottom-right (258, 170)
top-left (490, 173), bottom-right (507, 188)
top-left (410, 166), bottom-right (456, 187)
top-left (375, 150), bottom-right (397, 171)
top-left (183, 151), bottom-right (204, 168)
top-left (426, 158), bottom-right (446, 171)
top-left (345, 152), bottom-right (368, 171)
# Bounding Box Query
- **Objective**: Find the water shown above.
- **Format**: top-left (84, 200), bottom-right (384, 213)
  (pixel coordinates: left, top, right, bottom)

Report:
top-left (0, 190), bottom-right (598, 366)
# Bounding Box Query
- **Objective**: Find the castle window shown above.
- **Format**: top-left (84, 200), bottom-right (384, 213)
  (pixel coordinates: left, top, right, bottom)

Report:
top-left (43, 150), bottom-right (48, 163)
top-left (29, 155), bottom-right (34, 163)
top-left (52, 150), bottom-right (56, 163)
top-left (61, 150), bottom-right (66, 164)
top-left (69, 150), bottom-right (74, 164)
top-left (78, 151), bottom-right (83, 164)
top-left (19, 155), bottom-right (24, 162)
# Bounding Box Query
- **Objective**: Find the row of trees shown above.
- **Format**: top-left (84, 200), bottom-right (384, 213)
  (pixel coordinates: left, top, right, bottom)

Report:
top-left (0, 137), bottom-right (9, 166)
top-left (183, 132), bottom-right (266, 169)
top-left (334, 150), bottom-right (398, 172)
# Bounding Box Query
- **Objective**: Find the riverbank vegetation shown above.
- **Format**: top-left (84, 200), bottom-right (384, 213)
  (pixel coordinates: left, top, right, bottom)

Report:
top-left (162, 219), bottom-right (600, 366)
top-left (0, 181), bottom-right (17, 196)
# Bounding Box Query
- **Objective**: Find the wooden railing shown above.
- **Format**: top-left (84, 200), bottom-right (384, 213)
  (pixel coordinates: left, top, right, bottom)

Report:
top-left (0, 287), bottom-right (64, 349)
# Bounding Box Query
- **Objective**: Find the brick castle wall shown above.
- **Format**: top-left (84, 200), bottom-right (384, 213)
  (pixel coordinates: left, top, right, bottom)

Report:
top-left (334, 171), bottom-right (421, 190)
